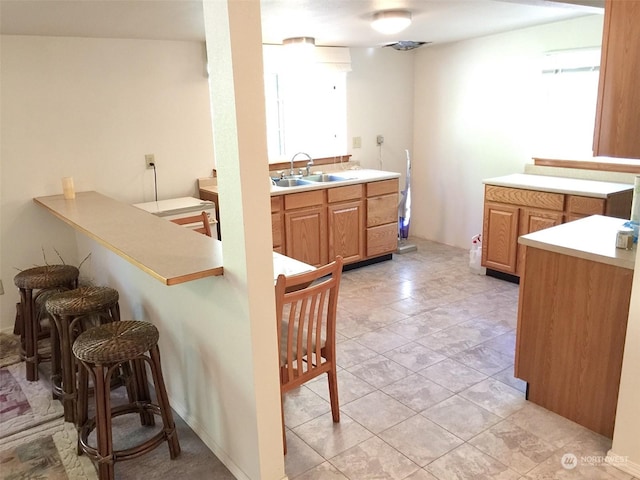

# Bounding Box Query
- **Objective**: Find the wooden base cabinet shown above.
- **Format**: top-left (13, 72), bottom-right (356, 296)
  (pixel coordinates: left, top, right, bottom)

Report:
top-left (482, 186), bottom-right (564, 276)
top-left (515, 247), bottom-right (632, 438)
top-left (482, 185), bottom-right (632, 277)
top-left (201, 176), bottom-right (399, 267)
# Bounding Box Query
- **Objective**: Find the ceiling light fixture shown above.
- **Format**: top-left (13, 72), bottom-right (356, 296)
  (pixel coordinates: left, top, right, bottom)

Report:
top-left (282, 37), bottom-right (316, 48)
top-left (282, 36), bottom-right (316, 66)
top-left (371, 10), bottom-right (412, 35)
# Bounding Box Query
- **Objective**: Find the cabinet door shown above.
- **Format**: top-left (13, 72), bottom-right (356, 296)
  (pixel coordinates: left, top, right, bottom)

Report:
top-left (482, 202), bottom-right (519, 274)
top-left (517, 208), bottom-right (564, 276)
top-left (328, 200), bottom-right (364, 263)
top-left (593, 0), bottom-right (640, 159)
top-left (284, 206), bottom-right (327, 267)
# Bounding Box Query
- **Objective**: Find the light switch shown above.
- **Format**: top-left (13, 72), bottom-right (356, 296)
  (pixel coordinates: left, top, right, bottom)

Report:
top-left (352, 136), bottom-right (362, 149)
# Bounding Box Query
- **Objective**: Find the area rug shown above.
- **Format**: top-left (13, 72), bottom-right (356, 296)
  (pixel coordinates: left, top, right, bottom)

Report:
top-left (0, 417), bottom-right (98, 479)
top-left (0, 333), bottom-right (21, 368)
top-left (0, 362), bottom-right (64, 439)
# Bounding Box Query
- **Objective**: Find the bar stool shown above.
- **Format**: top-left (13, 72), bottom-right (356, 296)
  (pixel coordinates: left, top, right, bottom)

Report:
top-left (14, 264), bottom-right (79, 381)
top-left (73, 321), bottom-right (180, 480)
top-left (45, 286), bottom-right (121, 423)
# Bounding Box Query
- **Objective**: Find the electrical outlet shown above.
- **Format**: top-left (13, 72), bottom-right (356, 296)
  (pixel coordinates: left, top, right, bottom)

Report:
top-left (376, 135), bottom-right (384, 146)
top-left (145, 154), bottom-right (155, 169)
top-left (352, 136), bottom-right (362, 149)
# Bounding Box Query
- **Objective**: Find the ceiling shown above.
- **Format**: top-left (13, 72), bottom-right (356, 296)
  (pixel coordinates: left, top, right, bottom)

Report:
top-left (0, 0), bottom-right (603, 49)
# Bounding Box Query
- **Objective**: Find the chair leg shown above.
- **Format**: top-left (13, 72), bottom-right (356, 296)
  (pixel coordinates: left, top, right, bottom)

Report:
top-left (20, 289), bottom-right (38, 381)
top-left (327, 368), bottom-right (340, 423)
top-left (123, 360), bottom-right (154, 426)
top-left (280, 389), bottom-right (287, 455)
top-left (76, 360), bottom-right (89, 455)
top-left (94, 364), bottom-right (115, 480)
top-left (58, 315), bottom-right (76, 423)
top-left (148, 347), bottom-right (180, 459)
top-left (13, 302), bottom-right (22, 335)
top-left (50, 316), bottom-right (62, 400)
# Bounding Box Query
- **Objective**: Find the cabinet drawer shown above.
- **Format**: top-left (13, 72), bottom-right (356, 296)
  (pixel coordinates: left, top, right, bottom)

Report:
top-left (367, 194), bottom-right (398, 227)
top-left (367, 179), bottom-right (398, 197)
top-left (367, 223), bottom-right (397, 256)
top-left (328, 184), bottom-right (363, 203)
top-left (271, 195), bottom-right (283, 213)
top-left (485, 185), bottom-right (564, 211)
top-left (566, 195), bottom-right (605, 216)
top-left (284, 190), bottom-right (324, 210)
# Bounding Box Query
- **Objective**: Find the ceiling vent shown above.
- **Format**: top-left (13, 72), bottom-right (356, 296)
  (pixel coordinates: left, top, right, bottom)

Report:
top-left (384, 41), bottom-right (430, 51)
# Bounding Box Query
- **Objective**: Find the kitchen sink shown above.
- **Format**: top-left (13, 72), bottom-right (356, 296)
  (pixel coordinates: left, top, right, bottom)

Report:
top-left (301, 174), bottom-right (351, 183)
top-left (272, 173), bottom-right (355, 188)
top-left (273, 177), bottom-right (310, 187)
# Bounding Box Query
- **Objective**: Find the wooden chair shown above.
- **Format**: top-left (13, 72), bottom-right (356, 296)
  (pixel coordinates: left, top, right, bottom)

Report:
top-left (275, 256), bottom-right (343, 454)
top-left (170, 211), bottom-right (212, 237)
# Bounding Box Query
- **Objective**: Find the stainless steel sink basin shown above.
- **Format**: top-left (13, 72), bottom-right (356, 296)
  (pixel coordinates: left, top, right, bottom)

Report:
top-left (301, 174), bottom-right (350, 183)
top-left (273, 178), bottom-right (309, 187)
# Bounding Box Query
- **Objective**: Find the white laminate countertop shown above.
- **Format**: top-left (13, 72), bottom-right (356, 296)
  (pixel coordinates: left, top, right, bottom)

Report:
top-left (519, 215), bottom-right (637, 270)
top-left (199, 168), bottom-right (401, 196)
top-left (34, 191), bottom-right (225, 285)
top-left (272, 251), bottom-right (315, 280)
top-left (483, 173), bottom-right (632, 198)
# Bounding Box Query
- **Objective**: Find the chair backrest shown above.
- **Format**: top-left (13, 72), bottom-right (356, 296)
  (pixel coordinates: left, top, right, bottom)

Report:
top-left (275, 256), bottom-right (343, 390)
top-left (170, 211), bottom-right (212, 237)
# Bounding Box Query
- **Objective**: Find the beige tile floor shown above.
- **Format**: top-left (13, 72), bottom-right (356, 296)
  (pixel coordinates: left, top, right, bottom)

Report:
top-left (283, 238), bottom-right (638, 480)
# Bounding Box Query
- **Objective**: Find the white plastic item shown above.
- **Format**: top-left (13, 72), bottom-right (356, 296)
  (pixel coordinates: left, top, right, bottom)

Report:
top-left (469, 234), bottom-right (483, 274)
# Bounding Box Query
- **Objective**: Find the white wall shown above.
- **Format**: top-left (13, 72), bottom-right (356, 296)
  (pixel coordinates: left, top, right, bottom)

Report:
top-left (611, 248), bottom-right (640, 475)
top-left (411, 15), bottom-right (604, 249)
top-left (347, 47), bottom-right (414, 186)
top-left (0, 35), bottom-right (215, 330)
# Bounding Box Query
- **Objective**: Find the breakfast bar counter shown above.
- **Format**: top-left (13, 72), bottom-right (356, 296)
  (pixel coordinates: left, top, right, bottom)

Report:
top-left (34, 191), bottom-right (224, 285)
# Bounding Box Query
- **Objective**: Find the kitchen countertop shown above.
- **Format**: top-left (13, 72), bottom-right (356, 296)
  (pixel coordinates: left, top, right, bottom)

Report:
top-left (34, 191), bottom-right (225, 285)
top-left (483, 173), bottom-right (632, 198)
top-left (518, 215), bottom-right (637, 270)
top-left (34, 191), bottom-right (316, 285)
top-left (199, 168), bottom-right (401, 196)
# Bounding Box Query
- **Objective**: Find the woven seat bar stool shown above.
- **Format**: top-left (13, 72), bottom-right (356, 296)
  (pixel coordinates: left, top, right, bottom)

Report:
top-left (73, 321), bottom-right (180, 480)
top-left (14, 264), bottom-right (79, 381)
top-left (46, 285), bottom-right (122, 423)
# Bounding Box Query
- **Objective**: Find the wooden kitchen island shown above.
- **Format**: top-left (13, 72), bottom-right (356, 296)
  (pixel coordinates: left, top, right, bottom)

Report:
top-left (515, 215), bottom-right (636, 438)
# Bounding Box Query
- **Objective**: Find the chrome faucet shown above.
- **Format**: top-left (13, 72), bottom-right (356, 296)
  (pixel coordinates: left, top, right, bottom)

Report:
top-left (290, 152), bottom-right (313, 176)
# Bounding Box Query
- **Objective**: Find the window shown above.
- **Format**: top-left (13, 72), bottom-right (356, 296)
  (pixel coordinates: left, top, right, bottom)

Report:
top-left (534, 48), bottom-right (601, 158)
top-left (263, 46), bottom-right (349, 162)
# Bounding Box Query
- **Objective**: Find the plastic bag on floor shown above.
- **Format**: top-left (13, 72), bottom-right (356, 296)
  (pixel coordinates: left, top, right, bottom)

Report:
top-left (469, 234), bottom-right (483, 275)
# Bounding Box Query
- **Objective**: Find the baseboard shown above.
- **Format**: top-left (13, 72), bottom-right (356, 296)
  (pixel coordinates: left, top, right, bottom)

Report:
top-left (485, 268), bottom-right (520, 284)
top-left (606, 449), bottom-right (640, 477)
top-left (343, 254), bottom-right (393, 271)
